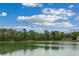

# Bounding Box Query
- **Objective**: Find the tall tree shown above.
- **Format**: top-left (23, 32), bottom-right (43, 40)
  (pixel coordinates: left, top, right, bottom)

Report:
top-left (44, 30), bottom-right (50, 40)
top-left (22, 29), bottom-right (27, 41)
top-left (29, 30), bottom-right (36, 40)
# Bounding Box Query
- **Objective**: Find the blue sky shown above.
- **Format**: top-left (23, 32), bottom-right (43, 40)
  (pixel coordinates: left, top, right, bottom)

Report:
top-left (0, 3), bottom-right (79, 32)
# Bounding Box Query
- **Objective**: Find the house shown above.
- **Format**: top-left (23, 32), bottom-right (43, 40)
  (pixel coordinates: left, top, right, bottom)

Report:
top-left (76, 36), bottom-right (79, 40)
top-left (62, 38), bottom-right (72, 40)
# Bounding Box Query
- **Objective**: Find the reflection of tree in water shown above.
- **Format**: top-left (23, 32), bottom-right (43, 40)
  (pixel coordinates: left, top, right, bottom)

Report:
top-left (0, 42), bottom-right (64, 55)
top-left (51, 46), bottom-right (59, 50)
top-left (71, 43), bottom-right (78, 50)
top-left (0, 42), bottom-right (39, 55)
top-left (36, 44), bottom-right (64, 51)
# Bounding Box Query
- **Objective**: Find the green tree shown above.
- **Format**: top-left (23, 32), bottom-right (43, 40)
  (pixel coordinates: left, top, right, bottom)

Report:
top-left (29, 30), bottom-right (36, 40)
top-left (22, 29), bottom-right (27, 41)
top-left (44, 30), bottom-right (50, 40)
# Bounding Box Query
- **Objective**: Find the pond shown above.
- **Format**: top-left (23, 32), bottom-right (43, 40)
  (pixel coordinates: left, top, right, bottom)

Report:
top-left (0, 42), bottom-right (79, 56)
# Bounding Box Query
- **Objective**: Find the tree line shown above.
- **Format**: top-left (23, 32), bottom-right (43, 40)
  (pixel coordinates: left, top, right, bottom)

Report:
top-left (0, 28), bottom-right (79, 41)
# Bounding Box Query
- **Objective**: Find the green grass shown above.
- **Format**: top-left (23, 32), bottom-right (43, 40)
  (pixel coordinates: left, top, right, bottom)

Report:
top-left (0, 40), bottom-right (79, 44)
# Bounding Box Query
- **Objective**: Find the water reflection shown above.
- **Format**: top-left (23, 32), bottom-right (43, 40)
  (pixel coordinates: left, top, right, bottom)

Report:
top-left (0, 42), bottom-right (79, 56)
top-left (0, 42), bottom-right (63, 55)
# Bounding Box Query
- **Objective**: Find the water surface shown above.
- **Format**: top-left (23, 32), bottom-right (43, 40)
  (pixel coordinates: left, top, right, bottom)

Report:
top-left (0, 42), bottom-right (79, 56)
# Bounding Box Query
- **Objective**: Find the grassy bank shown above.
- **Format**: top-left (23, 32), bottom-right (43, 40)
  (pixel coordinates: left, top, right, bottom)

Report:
top-left (0, 40), bottom-right (79, 44)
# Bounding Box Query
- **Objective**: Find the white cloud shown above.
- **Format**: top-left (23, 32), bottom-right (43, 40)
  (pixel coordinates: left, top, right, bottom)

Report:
top-left (34, 22), bottom-right (55, 26)
top-left (33, 21), bottom-right (74, 28)
top-left (0, 12), bottom-right (7, 16)
top-left (17, 16), bottom-right (30, 21)
top-left (42, 8), bottom-right (63, 15)
top-left (17, 8), bottom-right (75, 28)
top-left (14, 26), bottom-right (32, 29)
top-left (68, 5), bottom-right (74, 8)
top-left (17, 8), bottom-right (75, 23)
top-left (60, 21), bottom-right (74, 27)
top-left (75, 16), bottom-right (79, 20)
top-left (33, 27), bottom-right (43, 30)
top-left (1, 26), bottom-right (43, 30)
top-left (42, 8), bottom-right (75, 16)
top-left (1, 26), bottom-right (31, 29)
top-left (33, 23), bottom-right (42, 26)
top-left (22, 3), bottom-right (43, 7)
top-left (17, 14), bottom-right (63, 23)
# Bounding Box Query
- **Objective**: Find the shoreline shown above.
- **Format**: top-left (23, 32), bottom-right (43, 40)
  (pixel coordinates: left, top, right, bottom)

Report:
top-left (0, 40), bottom-right (79, 44)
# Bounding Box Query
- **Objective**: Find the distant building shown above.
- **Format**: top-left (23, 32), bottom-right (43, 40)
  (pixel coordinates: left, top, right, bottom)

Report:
top-left (62, 38), bottom-right (72, 40)
top-left (76, 36), bottom-right (79, 40)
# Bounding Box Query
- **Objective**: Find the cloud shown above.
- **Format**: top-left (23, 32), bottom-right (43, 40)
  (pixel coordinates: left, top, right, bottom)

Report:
top-left (59, 21), bottom-right (74, 27)
top-left (22, 3), bottom-right (43, 7)
top-left (75, 16), bottom-right (79, 20)
top-left (17, 16), bottom-right (30, 21)
top-left (68, 5), bottom-right (74, 8)
top-left (13, 26), bottom-right (31, 29)
top-left (33, 22), bottom-right (55, 26)
top-left (1, 26), bottom-right (31, 29)
top-left (33, 20), bottom-right (74, 28)
top-left (0, 12), bottom-right (7, 16)
top-left (17, 15), bottom-right (63, 23)
top-left (17, 8), bottom-right (75, 23)
top-left (17, 8), bottom-right (75, 28)
top-left (70, 27), bottom-right (79, 30)
top-left (42, 8), bottom-right (75, 16)
top-left (1, 26), bottom-right (43, 30)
